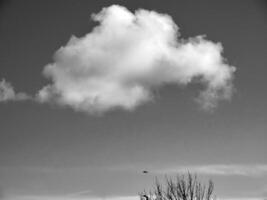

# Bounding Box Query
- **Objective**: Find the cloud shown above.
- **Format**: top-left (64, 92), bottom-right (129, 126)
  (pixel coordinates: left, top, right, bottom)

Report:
top-left (1, 5), bottom-right (236, 114)
top-left (155, 164), bottom-right (267, 177)
top-left (36, 5), bottom-right (235, 114)
top-left (219, 198), bottom-right (264, 200)
top-left (4, 195), bottom-right (138, 200)
top-left (0, 79), bottom-right (29, 102)
top-left (66, 190), bottom-right (92, 197)
top-left (219, 198), bottom-right (265, 200)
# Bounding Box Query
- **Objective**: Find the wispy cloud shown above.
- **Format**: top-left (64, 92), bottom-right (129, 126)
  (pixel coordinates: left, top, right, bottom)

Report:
top-left (5, 194), bottom-right (264, 200)
top-left (65, 190), bottom-right (92, 197)
top-left (0, 4), bottom-right (235, 114)
top-left (4, 195), bottom-right (138, 200)
top-left (218, 198), bottom-right (265, 200)
top-left (155, 164), bottom-right (267, 177)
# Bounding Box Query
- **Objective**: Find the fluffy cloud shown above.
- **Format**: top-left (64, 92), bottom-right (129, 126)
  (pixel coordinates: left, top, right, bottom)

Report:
top-left (1, 5), bottom-right (235, 114)
top-left (0, 79), bottom-right (29, 102)
top-left (36, 5), bottom-right (235, 114)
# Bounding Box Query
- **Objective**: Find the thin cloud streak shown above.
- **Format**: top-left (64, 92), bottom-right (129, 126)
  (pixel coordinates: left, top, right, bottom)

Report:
top-left (219, 198), bottom-right (265, 200)
top-left (4, 195), bottom-right (138, 200)
top-left (65, 190), bottom-right (92, 197)
top-left (155, 164), bottom-right (267, 177)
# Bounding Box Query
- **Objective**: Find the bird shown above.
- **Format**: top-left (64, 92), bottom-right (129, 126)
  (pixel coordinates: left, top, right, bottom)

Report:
top-left (142, 170), bottom-right (149, 174)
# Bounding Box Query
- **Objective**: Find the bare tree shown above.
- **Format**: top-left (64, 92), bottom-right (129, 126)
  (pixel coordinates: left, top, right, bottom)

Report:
top-left (140, 173), bottom-right (216, 200)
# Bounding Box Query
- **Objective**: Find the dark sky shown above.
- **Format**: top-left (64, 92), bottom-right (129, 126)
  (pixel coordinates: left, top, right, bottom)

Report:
top-left (0, 1), bottom-right (267, 200)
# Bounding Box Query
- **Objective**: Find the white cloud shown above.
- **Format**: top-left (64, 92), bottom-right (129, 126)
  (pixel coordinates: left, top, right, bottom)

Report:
top-left (0, 79), bottom-right (29, 102)
top-left (219, 198), bottom-right (264, 200)
top-left (4, 195), bottom-right (138, 200)
top-left (0, 5), bottom-right (235, 114)
top-left (156, 164), bottom-right (267, 177)
top-left (36, 5), bottom-right (236, 114)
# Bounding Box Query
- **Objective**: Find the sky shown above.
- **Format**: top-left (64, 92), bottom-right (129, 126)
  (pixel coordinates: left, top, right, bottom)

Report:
top-left (0, 0), bottom-right (267, 200)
